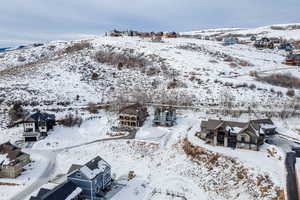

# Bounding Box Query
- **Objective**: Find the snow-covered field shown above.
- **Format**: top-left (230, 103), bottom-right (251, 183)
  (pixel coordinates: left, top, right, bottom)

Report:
top-left (32, 113), bottom-right (113, 150)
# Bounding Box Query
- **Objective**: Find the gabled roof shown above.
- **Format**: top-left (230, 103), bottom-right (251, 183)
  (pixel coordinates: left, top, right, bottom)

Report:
top-left (119, 103), bottom-right (145, 115)
top-left (201, 119), bottom-right (247, 130)
top-left (24, 112), bottom-right (55, 122)
top-left (29, 181), bottom-right (82, 200)
top-left (0, 142), bottom-right (27, 166)
top-left (29, 188), bottom-right (51, 200)
top-left (69, 156), bottom-right (111, 180)
top-left (201, 118), bottom-right (274, 137)
top-left (67, 164), bottom-right (83, 174)
top-left (237, 122), bottom-right (260, 137)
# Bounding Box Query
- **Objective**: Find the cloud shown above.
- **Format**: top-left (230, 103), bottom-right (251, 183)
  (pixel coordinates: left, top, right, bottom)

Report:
top-left (0, 0), bottom-right (299, 46)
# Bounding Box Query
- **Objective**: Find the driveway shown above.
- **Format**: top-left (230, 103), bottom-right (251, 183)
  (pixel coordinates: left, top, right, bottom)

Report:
top-left (267, 135), bottom-right (300, 200)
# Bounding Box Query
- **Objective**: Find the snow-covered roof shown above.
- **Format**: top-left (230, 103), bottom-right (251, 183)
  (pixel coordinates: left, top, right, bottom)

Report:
top-left (79, 156), bottom-right (110, 180)
top-left (261, 124), bottom-right (276, 129)
top-left (65, 187), bottom-right (82, 200)
top-left (0, 153), bottom-right (10, 166)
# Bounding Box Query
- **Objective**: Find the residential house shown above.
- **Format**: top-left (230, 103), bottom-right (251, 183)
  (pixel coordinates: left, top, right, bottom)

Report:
top-left (197, 119), bottom-right (275, 151)
top-left (254, 38), bottom-right (274, 49)
top-left (285, 53), bottom-right (300, 66)
top-left (250, 35), bottom-right (256, 41)
top-left (29, 181), bottom-right (82, 200)
top-left (278, 43), bottom-right (293, 51)
top-left (67, 156), bottom-right (112, 199)
top-left (151, 35), bottom-right (163, 42)
top-left (153, 106), bottom-right (176, 127)
top-left (22, 111), bottom-right (56, 142)
top-left (223, 37), bottom-right (239, 46)
top-left (119, 104), bottom-right (148, 127)
top-left (0, 142), bottom-right (31, 178)
top-left (164, 32), bottom-right (178, 38)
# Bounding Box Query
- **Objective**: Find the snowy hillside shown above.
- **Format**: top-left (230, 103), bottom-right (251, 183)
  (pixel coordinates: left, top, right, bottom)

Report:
top-left (183, 23), bottom-right (300, 40)
top-left (0, 25), bottom-right (300, 113)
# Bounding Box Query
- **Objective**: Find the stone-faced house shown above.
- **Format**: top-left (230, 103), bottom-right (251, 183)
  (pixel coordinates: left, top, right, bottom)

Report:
top-left (0, 142), bottom-right (31, 178)
top-left (153, 106), bottom-right (176, 127)
top-left (22, 112), bottom-right (56, 142)
top-left (67, 156), bottom-right (112, 199)
top-left (119, 104), bottom-right (148, 127)
top-left (198, 119), bottom-right (275, 151)
top-left (29, 181), bottom-right (82, 200)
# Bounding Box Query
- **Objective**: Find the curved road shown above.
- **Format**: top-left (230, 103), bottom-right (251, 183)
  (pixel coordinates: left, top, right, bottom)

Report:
top-left (10, 131), bottom-right (136, 200)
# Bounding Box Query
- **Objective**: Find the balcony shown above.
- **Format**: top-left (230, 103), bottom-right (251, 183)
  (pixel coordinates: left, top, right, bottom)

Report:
top-left (23, 132), bottom-right (39, 137)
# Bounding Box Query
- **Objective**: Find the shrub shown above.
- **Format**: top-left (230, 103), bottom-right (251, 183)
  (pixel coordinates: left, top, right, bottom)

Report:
top-left (249, 84), bottom-right (256, 90)
top-left (17, 56), bottom-right (26, 62)
top-left (209, 59), bottom-right (218, 64)
top-left (88, 103), bottom-right (99, 114)
top-left (257, 73), bottom-right (300, 89)
top-left (64, 41), bottom-right (91, 54)
top-left (8, 102), bottom-right (28, 124)
top-left (249, 70), bottom-right (258, 77)
top-left (286, 89), bottom-right (295, 97)
top-left (223, 56), bottom-right (233, 62)
top-left (94, 50), bottom-right (149, 69)
top-left (229, 63), bottom-right (238, 68)
top-left (59, 114), bottom-right (82, 127)
top-left (91, 73), bottom-right (99, 80)
top-left (167, 79), bottom-right (187, 89)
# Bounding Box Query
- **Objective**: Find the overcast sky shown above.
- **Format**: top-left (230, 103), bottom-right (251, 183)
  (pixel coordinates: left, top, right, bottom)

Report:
top-left (1, 0), bottom-right (300, 46)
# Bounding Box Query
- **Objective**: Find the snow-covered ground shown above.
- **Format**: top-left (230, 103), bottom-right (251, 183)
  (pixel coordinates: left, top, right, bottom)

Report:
top-left (44, 110), bottom-right (287, 200)
top-left (32, 113), bottom-right (113, 150)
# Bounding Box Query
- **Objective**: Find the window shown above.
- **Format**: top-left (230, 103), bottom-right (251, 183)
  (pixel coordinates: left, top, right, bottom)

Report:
top-left (241, 136), bottom-right (245, 143)
top-left (25, 128), bottom-right (33, 132)
top-left (76, 173), bottom-right (81, 178)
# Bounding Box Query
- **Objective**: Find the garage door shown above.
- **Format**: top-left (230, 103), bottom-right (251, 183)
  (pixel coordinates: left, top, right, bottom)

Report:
top-left (25, 137), bottom-right (37, 142)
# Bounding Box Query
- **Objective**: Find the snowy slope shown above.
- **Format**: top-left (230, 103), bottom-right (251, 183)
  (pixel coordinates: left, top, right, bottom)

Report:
top-left (0, 26), bottom-right (299, 114)
top-left (183, 23), bottom-right (300, 40)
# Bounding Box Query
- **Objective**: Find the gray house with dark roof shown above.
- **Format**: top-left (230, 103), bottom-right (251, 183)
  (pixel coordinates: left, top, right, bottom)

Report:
top-left (67, 156), bottom-right (112, 199)
top-left (21, 111), bottom-right (56, 142)
top-left (198, 119), bottom-right (275, 151)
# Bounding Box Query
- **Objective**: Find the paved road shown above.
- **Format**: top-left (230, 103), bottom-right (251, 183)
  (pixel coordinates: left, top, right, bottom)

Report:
top-left (267, 135), bottom-right (300, 200)
top-left (10, 131), bottom-right (136, 200)
top-left (9, 150), bottom-right (57, 200)
top-left (286, 152), bottom-right (299, 200)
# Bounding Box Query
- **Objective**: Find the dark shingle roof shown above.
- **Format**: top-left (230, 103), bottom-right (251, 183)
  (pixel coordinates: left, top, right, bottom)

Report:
top-left (67, 164), bottom-right (83, 174)
top-left (30, 181), bottom-right (81, 200)
top-left (0, 142), bottom-right (28, 166)
top-left (201, 119), bottom-right (247, 130)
